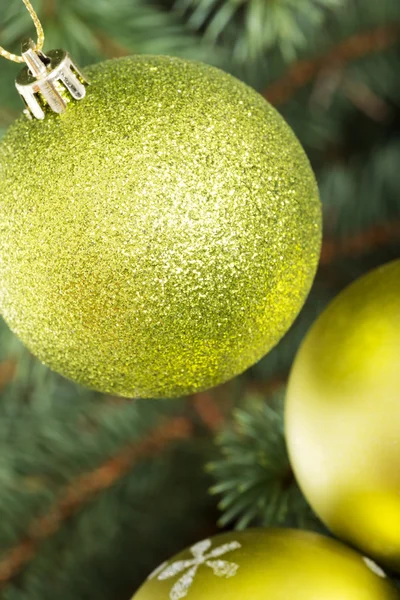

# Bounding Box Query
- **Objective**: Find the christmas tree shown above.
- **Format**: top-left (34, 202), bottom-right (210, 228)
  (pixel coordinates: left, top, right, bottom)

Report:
top-left (0, 0), bottom-right (399, 598)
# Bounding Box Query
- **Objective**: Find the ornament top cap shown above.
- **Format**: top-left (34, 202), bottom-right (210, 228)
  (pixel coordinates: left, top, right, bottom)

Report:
top-left (15, 38), bottom-right (89, 120)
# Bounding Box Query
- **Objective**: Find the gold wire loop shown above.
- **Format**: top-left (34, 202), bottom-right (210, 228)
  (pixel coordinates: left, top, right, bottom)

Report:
top-left (0, 0), bottom-right (44, 64)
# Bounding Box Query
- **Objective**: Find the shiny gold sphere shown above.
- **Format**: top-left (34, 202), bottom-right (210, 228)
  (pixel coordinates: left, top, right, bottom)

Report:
top-left (286, 260), bottom-right (400, 572)
top-left (0, 55), bottom-right (321, 398)
top-left (132, 528), bottom-right (398, 599)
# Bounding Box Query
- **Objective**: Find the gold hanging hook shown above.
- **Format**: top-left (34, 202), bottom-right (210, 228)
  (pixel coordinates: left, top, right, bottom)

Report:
top-left (0, 0), bottom-right (44, 63)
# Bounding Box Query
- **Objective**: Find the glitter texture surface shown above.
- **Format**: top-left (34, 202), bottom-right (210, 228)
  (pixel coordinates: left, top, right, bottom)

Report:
top-left (0, 55), bottom-right (321, 398)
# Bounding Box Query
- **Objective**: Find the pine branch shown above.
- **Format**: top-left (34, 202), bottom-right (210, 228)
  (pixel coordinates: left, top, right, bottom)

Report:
top-left (264, 23), bottom-right (400, 106)
top-left (0, 359), bottom-right (17, 393)
top-left (94, 29), bottom-right (132, 58)
top-left (192, 392), bottom-right (227, 432)
top-left (42, 0), bottom-right (57, 20)
top-left (247, 377), bottom-right (287, 398)
top-left (208, 394), bottom-right (322, 532)
top-left (0, 416), bottom-right (192, 588)
top-left (176, 0), bottom-right (344, 63)
top-left (320, 221), bottom-right (400, 264)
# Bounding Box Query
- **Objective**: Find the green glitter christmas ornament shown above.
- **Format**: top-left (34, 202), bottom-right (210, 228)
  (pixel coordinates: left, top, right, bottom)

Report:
top-left (0, 43), bottom-right (321, 397)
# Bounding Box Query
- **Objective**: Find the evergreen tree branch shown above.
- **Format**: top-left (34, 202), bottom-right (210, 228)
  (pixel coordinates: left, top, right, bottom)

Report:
top-left (320, 221), bottom-right (400, 264)
top-left (192, 392), bottom-right (227, 432)
top-left (0, 416), bottom-right (192, 588)
top-left (264, 23), bottom-right (400, 106)
top-left (208, 394), bottom-right (322, 532)
top-left (247, 378), bottom-right (287, 397)
top-left (0, 359), bottom-right (17, 393)
top-left (42, 0), bottom-right (57, 20)
top-left (94, 30), bottom-right (132, 58)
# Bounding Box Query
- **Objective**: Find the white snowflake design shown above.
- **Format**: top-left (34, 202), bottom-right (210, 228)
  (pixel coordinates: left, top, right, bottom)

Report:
top-left (362, 557), bottom-right (386, 578)
top-left (148, 538), bottom-right (242, 600)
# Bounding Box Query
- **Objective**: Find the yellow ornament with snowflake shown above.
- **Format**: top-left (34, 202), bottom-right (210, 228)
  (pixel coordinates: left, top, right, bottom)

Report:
top-left (132, 529), bottom-right (398, 599)
top-left (286, 259), bottom-right (400, 573)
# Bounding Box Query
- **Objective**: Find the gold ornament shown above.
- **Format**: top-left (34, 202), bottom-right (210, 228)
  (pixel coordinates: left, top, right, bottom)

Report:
top-left (132, 528), bottom-right (398, 599)
top-left (286, 260), bottom-right (400, 573)
top-left (0, 55), bottom-right (321, 398)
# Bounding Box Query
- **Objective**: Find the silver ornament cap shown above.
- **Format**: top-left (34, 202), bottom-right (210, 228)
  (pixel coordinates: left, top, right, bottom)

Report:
top-left (15, 38), bottom-right (89, 120)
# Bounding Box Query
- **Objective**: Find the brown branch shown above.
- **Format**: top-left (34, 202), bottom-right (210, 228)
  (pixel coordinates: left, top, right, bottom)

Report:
top-left (192, 392), bottom-right (227, 432)
top-left (0, 417), bottom-right (192, 588)
top-left (321, 221), bottom-right (400, 265)
top-left (0, 359), bottom-right (17, 393)
top-left (341, 78), bottom-right (392, 122)
top-left (42, 0), bottom-right (57, 20)
top-left (95, 30), bottom-right (133, 59)
top-left (264, 24), bottom-right (400, 106)
top-left (247, 377), bottom-right (287, 397)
